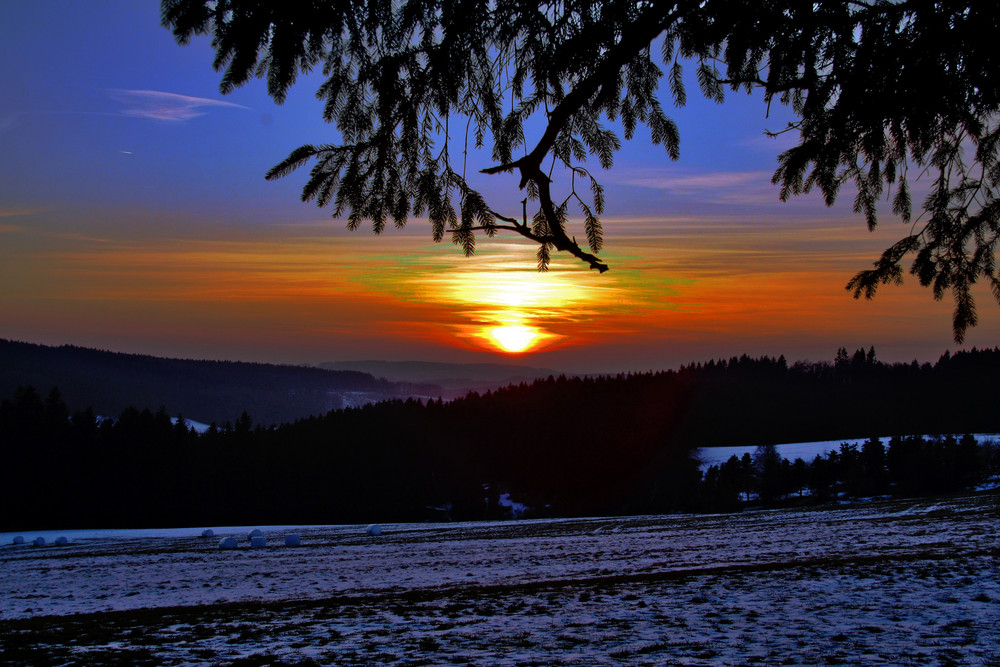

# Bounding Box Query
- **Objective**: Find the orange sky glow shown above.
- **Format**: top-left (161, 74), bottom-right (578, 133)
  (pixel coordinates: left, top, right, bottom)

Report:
top-left (2, 208), bottom-right (995, 373)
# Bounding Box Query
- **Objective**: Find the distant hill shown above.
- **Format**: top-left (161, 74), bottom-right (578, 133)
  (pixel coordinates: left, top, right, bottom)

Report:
top-left (318, 359), bottom-right (563, 395)
top-left (0, 339), bottom-right (442, 425)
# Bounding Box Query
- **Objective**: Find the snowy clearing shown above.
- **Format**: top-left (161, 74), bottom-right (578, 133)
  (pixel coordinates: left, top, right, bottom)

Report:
top-left (2, 494), bottom-right (999, 665)
top-left (696, 433), bottom-right (1000, 470)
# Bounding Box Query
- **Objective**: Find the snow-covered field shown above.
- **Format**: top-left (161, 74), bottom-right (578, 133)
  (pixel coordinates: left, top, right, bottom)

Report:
top-left (2, 494), bottom-right (999, 665)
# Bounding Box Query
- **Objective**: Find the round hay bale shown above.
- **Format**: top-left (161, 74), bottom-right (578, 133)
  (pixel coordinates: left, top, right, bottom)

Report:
top-left (366, 524), bottom-right (382, 537)
top-left (247, 528), bottom-right (263, 541)
top-left (12, 536), bottom-right (25, 545)
top-left (218, 536), bottom-right (239, 550)
top-left (33, 537), bottom-right (46, 547)
top-left (201, 529), bottom-right (215, 538)
top-left (54, 536), bottom-right (69, 546)
top-left (284, 533), bottom-right (301, 547)
top-left (250, 536), bottom-right (267, 548)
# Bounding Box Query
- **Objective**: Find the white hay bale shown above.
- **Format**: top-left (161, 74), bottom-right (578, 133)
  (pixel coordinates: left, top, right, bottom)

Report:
top-left (218, 536), bottom-right (239, 550)
top-left (366, 524), bottom-right (382, 537)
top-left (201, 529), bottom-right (215, 538)
top-left (54, 536), bottom-right (69, 546)
top-left (33, 537), bottom-right (46, 547)
top-left (250, 536), bottom-right (267, 548)
top-left (247, 528), bottom-right (263, 541)
top-left (284, 533), bottom-right (301, 547)
top-left (12, 536), bottom-right (24, 545)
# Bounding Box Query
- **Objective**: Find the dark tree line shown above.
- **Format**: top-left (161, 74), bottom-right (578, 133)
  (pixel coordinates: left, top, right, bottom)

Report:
top-left (671, 346), bottom-right (1000, 447)
top-left (700, 434), bottom-right (999, 512)
top-left (2, 347), bottom-right (998, 530)
top-left (0, 375), bottom-right (695, 530)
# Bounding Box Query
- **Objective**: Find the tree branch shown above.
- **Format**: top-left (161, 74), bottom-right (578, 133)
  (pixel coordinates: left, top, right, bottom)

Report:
top-left (480, 2), bottom-right (695, 272)
top-left (521, 2), bottom-right (696, 171)
top-left (523, 161), bottom-right (608, 272)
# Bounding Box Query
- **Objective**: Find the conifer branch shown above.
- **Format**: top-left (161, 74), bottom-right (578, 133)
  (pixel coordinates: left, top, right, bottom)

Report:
top-left (164, 0), bottom-right (1000, 340)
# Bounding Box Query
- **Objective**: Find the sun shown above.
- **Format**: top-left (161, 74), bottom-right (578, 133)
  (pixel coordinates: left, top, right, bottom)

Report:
top-left (404, 249), bottom-right (619, 355)
top-left (490, 325), bottom-right (540, 353)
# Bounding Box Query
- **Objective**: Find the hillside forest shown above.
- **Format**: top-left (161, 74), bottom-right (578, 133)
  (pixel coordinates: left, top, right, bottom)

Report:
top-left (2, 347), bottom-right (999, 530)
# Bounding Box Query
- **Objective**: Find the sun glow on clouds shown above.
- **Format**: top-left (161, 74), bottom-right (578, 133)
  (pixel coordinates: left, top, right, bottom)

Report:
top-left (400, 244), bottom-right (624, 355)
top-left (5, 224), bottom-right (635, 360)
top-left (7, 211), bottom-right (996, 369)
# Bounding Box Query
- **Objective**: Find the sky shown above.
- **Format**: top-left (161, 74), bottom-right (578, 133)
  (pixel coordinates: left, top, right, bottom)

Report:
top-left (1, 1), bottom-right (996, 375)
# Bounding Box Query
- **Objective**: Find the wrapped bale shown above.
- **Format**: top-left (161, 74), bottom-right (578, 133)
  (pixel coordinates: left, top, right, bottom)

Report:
top-left (12, 536), bottom-right (25, 545)
top-left (284, 533), bottom-right (301, 547)
top-left (219, 536), bottom-right (239, 550)
top-left (366, 524), bottom-right (382, 537)
top-left (247, 528), bottom-right (263, 541)
top-left (250, 536), bottom-right (266, 548)
top-left (54, 536), bottom-right (69, 546)
top-left (201, 529), bottom-right (215, 538)
top-left (33, 537), bottom-right (46, 547)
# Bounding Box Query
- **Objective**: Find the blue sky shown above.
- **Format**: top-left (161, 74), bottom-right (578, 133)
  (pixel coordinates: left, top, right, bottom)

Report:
top-left (0, 1), bottom-right (799, 221)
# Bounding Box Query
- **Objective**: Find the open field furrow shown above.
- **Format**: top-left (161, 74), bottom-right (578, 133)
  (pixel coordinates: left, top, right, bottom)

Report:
top-left (2, 494), bottom-right (998, 664)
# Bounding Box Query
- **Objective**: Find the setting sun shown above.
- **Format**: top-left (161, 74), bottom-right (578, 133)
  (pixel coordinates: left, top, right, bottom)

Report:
top-left (490, 325), bottom-right (540, 353)
top-left (401, 246), bottom-right (621, 355)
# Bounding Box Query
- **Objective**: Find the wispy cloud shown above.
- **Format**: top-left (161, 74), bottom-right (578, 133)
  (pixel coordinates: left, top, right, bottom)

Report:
top-left (0, 206), bottom-right (46, 219)
top-left (109, 89), bottom-right (248, 121)
top-left (601, 167), bottom-right (789, 207)
top-left (603, 168), bottom-right (772, 194)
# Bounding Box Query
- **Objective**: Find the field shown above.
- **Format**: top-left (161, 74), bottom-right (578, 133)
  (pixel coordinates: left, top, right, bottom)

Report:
top-left (2, 494), bottom-right (999, 665)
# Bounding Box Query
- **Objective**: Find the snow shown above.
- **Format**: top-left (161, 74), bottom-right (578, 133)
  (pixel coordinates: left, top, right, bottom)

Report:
top-left (976, 475), bottom-right (1000, 492)
top-left (499, 491), bottom-right (529, 519)
top-left (169, 416), bottom-right (211, 433)
top-left (697, 433), bottom-right (1000, 470)
top-left (2, 495), bottom-right (998, 664)
top-left (4, 495), bottom-right (997, 621)
top-left (0, 524), bottom-right (303, 545)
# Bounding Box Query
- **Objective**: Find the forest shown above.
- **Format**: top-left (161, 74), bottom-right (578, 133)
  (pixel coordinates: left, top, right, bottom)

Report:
top-left (0, 339), bottom-right (442, 425)
top-left (700, 434), bottom-right (999, 512)
top-left (2, 347), bottom-right (998, 530)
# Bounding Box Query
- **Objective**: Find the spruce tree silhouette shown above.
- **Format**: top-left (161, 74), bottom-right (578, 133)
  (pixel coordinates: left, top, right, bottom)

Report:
top-left (163, 1), bottom-right (1000, 341)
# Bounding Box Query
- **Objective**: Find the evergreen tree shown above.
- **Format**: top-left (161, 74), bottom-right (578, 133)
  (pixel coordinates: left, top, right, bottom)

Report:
top-left (162, 1), bottom-right (1000, 340)
top-left (753, 443), bottom-right (784, 504)
top-left (860, 436), bottom-right (889, 496)
top-left (789, 457), bottom-right (808, 497)
top-left (808, 453), bottom-right (836, 501)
